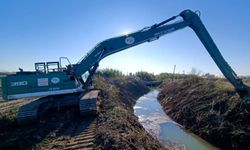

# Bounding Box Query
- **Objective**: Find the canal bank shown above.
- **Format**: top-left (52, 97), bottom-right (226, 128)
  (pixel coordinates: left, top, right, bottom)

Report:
top-left (93, 76), bottom-right (167, 149)
top-left (158, 78), bottom-right (250, 150)
top-left (134, 89), bottom-right (219, 150)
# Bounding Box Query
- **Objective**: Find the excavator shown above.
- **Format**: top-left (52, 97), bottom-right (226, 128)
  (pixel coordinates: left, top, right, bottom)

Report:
top-left (1, 9), bottom-right (250, 123)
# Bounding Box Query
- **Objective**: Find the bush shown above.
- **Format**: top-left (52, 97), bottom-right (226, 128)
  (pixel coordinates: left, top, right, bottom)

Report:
top-left (96, 68), bottom-right (123, 78)
top-left (135, 71), bottom-right (155, 81)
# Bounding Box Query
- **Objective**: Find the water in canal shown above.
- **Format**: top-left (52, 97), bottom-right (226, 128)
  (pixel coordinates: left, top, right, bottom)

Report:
top-left (134, 89), bottom-right (219, 150)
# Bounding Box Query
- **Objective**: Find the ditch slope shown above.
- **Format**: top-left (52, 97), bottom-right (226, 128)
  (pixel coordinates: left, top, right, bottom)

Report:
top-left (158, 77), bottom-right (250, 150)
top-left (94, 76), bottom-right (166, 149)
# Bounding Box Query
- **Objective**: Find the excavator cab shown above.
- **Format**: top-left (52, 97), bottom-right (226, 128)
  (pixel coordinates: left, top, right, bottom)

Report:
top-left (35, 57), bottom-right (69, 73)
top-left (35, 62), bottom-right (46, 73)
top-left (35, 61), bottom-right (61, 73)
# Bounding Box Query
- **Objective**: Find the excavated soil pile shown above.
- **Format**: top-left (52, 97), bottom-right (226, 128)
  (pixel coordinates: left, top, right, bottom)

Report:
top-left (158, 77), bottom-right (250, 150)
top-left (94, 76), bottom-right (166, 149)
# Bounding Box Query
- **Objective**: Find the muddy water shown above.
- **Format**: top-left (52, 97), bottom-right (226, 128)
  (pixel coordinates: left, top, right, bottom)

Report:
top-left (134, 89), bottom-right (219, 150)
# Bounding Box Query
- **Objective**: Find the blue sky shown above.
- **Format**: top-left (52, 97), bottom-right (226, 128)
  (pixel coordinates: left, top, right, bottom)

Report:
top-left (0, 1), bottom-right (249, 76)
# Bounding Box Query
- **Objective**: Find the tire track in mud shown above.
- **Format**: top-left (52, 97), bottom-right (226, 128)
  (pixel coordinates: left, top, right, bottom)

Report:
top-left (63, 117), bottom-right (96, 150)
top-left (44, 116), bottom-right (97, 150)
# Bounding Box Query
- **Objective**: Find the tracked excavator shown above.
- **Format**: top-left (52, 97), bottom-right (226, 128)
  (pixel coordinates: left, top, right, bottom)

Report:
top-left (1, 9), bottom-right (250, 123)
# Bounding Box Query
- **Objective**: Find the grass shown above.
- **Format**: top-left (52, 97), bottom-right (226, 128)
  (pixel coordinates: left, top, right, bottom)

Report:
top-left (94, 75), bottom-right (166, 150)
top-left (108, 106), bottom-right (125, 116)
top-left (214, 79), bottom-right (234, 92)
top-left (94, 76), bottom-right (119, 97)
top-left (0, 105), bottom-right (19, 131)
top-left (158, 77), bottom-right (250, 150)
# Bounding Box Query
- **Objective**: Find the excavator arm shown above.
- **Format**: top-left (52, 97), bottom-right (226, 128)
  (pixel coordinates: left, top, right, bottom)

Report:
top-left (71, 18), bottom-right (188, 82)
top-left (70, 9), bottom-right (250, 100)
top-left (180, 10), bottom-right (250, 100)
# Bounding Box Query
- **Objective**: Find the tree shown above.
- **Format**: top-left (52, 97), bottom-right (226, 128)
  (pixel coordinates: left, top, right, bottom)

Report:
top-left (135, 71), bottom-right (155, 81)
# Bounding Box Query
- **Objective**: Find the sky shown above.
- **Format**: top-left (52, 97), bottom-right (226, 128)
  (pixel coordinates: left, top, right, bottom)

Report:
top-left (0, 0), bottom-right (249, 76)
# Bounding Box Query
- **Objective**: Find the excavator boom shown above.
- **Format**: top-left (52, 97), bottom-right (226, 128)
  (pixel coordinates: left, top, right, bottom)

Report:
top-left (72, 9), bottom-right (250, 100)
top-left (72, 20), bottom-right (188, 80)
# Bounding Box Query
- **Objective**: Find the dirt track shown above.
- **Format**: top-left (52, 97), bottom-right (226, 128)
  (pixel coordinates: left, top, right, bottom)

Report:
top-left (0, 104), bottom-right (98, 150)
top-left (37, 115), bottom-right (97, 150)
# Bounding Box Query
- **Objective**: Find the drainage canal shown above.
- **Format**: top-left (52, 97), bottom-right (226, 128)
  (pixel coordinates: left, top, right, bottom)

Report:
top-left (134, 89), bottom-right (219, 150)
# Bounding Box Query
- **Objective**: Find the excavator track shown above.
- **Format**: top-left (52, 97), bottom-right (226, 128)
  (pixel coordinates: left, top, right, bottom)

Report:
top-left (16, 90), bottom-right (99, 124)
top-left (0, 99), bottom-right (35, 113)
top-left (17, 97), bottom-right (48, 124)
top-left (80, 90), bottom-right (99, 116)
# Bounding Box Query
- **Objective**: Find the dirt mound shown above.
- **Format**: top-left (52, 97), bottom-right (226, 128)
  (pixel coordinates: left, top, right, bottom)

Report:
top-left (94, 76), bottom-right (166, 149)
top-left (158, 77), bottom-right (250, 150)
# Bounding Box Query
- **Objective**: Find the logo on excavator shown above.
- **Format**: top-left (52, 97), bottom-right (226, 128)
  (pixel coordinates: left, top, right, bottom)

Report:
top-left (10, 81), bottom-right (28, 87)
top-left (125, 36), bottom-right (135, 45)
top-left (51, 77), bottom-right (60, 84)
